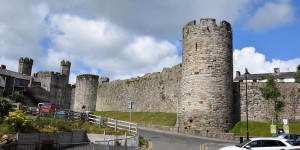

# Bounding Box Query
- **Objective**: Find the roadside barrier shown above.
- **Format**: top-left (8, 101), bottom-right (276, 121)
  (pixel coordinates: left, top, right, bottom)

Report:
top-left (88, 114), bottom-right (139, 134)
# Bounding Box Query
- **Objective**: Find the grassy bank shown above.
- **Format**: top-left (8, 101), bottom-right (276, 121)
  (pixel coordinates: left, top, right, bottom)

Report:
top-left (230, 121), bottom-right (300, 137)
top-left (93, 111), bottom-right (177, 126)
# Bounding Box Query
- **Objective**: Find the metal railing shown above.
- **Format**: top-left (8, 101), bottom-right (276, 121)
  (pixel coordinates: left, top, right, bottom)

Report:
top-left (88, 114), bottom-right (138, 134)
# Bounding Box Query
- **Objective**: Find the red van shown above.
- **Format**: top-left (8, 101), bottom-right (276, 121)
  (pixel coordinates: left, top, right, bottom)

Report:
top-left (40, 103), bottom-right (60, 116)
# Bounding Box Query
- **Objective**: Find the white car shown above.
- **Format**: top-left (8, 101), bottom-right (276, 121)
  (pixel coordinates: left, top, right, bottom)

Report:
top-left (219, 137), bottom-right (300, 150)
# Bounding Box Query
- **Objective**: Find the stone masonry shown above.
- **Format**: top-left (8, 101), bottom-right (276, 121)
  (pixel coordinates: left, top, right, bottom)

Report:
top-left (73, 74), bottom-right (99, 112)
top-left (180, 18), bottom-right (233, 133)
top-left (237, 82), bottom-right (300, 123)
top-left (96, 64), bottom-right (181, 112)
top-left (18, 57), bottom-right (33, 76)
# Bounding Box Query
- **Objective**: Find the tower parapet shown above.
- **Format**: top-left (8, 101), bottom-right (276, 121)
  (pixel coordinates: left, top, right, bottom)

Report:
top-left (60, 60), bottom-right (71, 84)
top-left (18, 57), bottom-right (33, 76)
top-left (180, 18), bottom-right (233, 133)
top-left (183, 18), bottom-right (232, 39)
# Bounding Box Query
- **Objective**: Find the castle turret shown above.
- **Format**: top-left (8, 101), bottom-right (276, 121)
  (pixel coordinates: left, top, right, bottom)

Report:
top-left (18, 57), bottom-right (33, 76)
top-left (180, 18), bottom-right (233, 133)
top-left (60, 60), bottom-right (71, 83)
top-left (73, 74), bottom-right (99, 112)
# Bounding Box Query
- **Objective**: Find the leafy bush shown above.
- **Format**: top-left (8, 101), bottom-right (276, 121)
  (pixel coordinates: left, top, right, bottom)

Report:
top-left (8, 93), bottom-right (25, 103)
top-left (4, 110), bottom-right (30, 132)
top-left (0, 97), bottom-right (11, 119)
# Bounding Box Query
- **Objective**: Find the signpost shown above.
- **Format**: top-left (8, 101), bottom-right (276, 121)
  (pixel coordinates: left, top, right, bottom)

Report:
top-left (283, 119), bottom-right (289, 134)
top-left (271, 118), bottom-right (276, 136)
top-left (128, 102), bottom-right (134, 131)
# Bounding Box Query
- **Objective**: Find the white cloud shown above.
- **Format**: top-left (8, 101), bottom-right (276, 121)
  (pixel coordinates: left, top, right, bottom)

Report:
top-left (54, 0), bottom-right (252, 38)
top-left (0, 2), bottom-right (47, 61)
top-left (0, 56), bottom-right (18, 72)
top-left (46, 14), bottom-right (181, 83)
top-left (233, 47), bottom-right (300, 76)
top-left (246, 0), bottom-right (295, 31)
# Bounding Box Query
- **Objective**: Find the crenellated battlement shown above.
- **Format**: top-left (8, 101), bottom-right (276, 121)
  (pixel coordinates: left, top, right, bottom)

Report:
top-left (77, 74), bottom-right (99, 78)
top-left (183, 18), bottom-right (232, 38)
top-left (35, 71), bottom-right (61, 77)
top-left (100, 77), bottom-right (109, 83)
top-left (61, 60), bottom-right (71, 67)
top-left (19, 57), bottom-right (33, 64)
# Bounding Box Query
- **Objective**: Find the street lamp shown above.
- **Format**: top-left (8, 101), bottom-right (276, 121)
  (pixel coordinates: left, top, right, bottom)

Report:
top-left (244, 68), bottom-right (250, 140)
top-left (58, 89), bottom-right (61, 106)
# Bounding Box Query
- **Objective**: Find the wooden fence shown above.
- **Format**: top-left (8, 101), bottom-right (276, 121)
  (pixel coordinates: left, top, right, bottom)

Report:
top-left (88, 114), bottom-right (138, 134)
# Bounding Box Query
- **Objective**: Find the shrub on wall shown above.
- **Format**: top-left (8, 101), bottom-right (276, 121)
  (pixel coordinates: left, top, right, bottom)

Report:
top-left (0, 97), bottom-right (11, 120)
top-left (259, 77), bottom-right (283, 121)
top-left (295, 65), bottom-right (300, 98)
top-left (295, 65), bottom-right (300, 84)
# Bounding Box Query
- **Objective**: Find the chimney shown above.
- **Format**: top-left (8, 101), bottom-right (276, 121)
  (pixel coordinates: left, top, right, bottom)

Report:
top-left (1, 65), bottom-right (6, 69)
top-left (236, 71), bottom-right (241, 77)
top-left (274, 68), bottom-right (280, 75)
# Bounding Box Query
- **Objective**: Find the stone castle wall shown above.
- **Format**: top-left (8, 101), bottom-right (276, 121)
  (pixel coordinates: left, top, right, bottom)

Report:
top-left (180, 18), bottom-right (234, 133)
top-left (96, 64), bottom-right (181, 112)
top-left (236, 82), bottom-right (300, 123)
top-left (34, 71), bottom-right (71, 108)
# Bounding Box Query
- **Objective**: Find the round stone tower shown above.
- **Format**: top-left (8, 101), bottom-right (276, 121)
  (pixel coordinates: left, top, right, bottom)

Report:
top-left (18, 57), bottom-right (33, 76)
top-left (73, 74), bottom-right (99, 112)
top-left (60, 60), bottom-right (71, 83)
top-left (180, 18), bottom-right (233, 133)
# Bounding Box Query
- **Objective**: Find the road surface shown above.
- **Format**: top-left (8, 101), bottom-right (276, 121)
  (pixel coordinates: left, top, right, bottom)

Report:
top-left (139, 128), bottom-right (237, 150)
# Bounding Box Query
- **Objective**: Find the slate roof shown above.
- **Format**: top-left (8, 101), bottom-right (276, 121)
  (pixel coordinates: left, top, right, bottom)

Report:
top-left (0, 68), bottom-right (40, 82)
top-left (234, 72), bottom-right (295, 81)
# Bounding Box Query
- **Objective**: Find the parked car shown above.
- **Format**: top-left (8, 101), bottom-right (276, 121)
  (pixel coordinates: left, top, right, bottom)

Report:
top-left (277, 133), bottom-right (300, 146)
top-left (219, 137), bottom-right (300, 150)
top-left (278, 133), bottom-right (300, 141)
top-left (70, 112), bottom-right (81, 121)
top-left (22, 106), bottom-right (32, 114)
top-left (55, 110), bottom-right (67, 118)
top-left (40, 103), bottom-right (60, 116)
top-left (30, 107), bottom-right (39, 116)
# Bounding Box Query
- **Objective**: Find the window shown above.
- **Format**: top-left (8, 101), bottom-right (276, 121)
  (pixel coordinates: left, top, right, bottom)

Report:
top-left (262, 140), bottom-right (286, 147)
top-left (247, 140), bottom-right (261, 147)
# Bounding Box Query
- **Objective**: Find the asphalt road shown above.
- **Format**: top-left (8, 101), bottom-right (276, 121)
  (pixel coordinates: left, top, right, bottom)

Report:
top-left (139, 128), bottom-right (237, 150)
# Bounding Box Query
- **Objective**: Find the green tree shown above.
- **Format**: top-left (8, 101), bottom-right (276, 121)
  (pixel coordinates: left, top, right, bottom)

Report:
top-left (295, 65), bottom-right (300, 98)
top-left (0, 97), bottom-right (11, 119)
top-left (259, 77), bottom-right (283, 120)
top-left (8, 93), bottom-right (25, 104)
top-left (295, 65), bottom-right (300, 84)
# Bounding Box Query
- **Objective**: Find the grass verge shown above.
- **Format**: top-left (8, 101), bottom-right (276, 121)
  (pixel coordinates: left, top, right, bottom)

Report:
top-left (93, 111), bottom-right (177, 126)
top-left (230, 121), bottom-right (300, 137)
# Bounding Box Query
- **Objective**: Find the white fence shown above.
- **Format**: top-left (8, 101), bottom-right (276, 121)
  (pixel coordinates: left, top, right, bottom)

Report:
top-left (88, 114), bottom-right (138, 134)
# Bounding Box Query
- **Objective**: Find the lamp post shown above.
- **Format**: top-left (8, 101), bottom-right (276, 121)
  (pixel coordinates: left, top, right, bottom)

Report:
top-left (58, 89), bottom-right (61, 106)
top-left (245, 68), bottom-right (250, 140)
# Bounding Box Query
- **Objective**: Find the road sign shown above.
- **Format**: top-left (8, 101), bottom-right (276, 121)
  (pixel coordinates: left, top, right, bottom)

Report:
top-left (283, 125), bottom-right (289, 133)
top-left (271, 125), bottom-right (276, 134)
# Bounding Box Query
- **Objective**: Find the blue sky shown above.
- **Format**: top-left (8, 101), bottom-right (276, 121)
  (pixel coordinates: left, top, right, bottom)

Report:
top-left (0, 0), bottom-right (299, 84)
